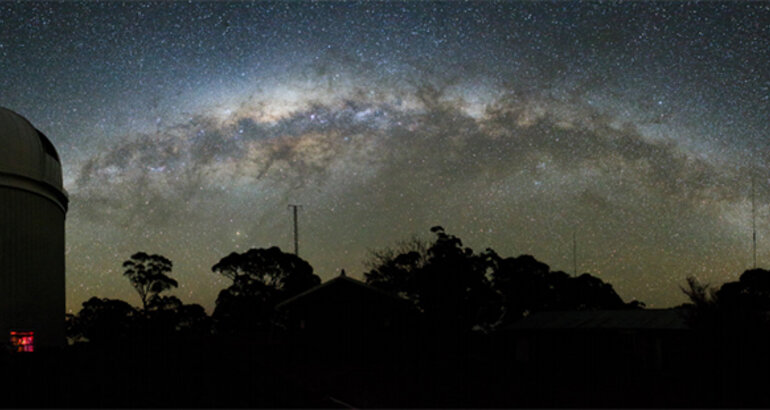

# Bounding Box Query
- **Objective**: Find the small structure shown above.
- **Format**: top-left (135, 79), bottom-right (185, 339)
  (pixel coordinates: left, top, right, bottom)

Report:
top-left (499, 309), bottom-right (692, 372)
top-left (0, 108), bottom-right (68, 350)
top-left (493, 309), bottom-right (700, 406)
top-left (276, 271), bottom-right (417, 358)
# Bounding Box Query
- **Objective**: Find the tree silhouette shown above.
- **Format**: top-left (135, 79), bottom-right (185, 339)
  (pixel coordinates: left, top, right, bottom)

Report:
top-left (366, 227), bottom-right (638, 334)
top-left (681, 269), bottom-right (770, 330)
top-left (560, 272), bottom-right (631, 309)
top-left (681, 276), bottom-right (716, 307)
top-left (419, 226), bottom-right (499, 332)
top-left (122, 252), bottom-right (178, 310)
top-left (715, 268), bottom-right (770, 313)
top-left (679, 275), bottom-right (719, 328)
top-left (212, 247), bottom-right (320, 297)
top-left (68, 297), bottom-right (139, 344)
top-left (365, 236), bottom-right (429, 300)
top-left (212, 247), bottom-right (321, 334)
top-left (488, 253), bottom-right (550, 323)
top-left (679, 270), bottom-right (770, 405)
top-left (365, 226), bottom-right (499, 334)
top-left (145, 295), bottom-right (211, 337)
top-left (490, 252), bottom-right (634, 325)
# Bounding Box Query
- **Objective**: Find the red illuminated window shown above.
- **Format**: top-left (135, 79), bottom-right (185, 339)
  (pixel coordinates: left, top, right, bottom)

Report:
top-left (10, 331), bottom-right (34, 353)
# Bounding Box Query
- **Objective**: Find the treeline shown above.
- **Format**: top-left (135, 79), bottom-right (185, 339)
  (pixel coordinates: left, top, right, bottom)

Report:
top-left (55, 226), bottom-right (770, 407)
top-left (66, 226), bottom-right (642, 344)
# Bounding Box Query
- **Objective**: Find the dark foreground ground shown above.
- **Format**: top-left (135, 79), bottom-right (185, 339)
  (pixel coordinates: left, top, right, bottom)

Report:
top-left (0, 332), bottom-right (769, 408)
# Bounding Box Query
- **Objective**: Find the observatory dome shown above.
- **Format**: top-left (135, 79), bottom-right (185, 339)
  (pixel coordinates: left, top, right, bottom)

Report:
top-left (0, 107), bottom-right (67, 350)
top-left (0, 107), bottom-right (67, 210)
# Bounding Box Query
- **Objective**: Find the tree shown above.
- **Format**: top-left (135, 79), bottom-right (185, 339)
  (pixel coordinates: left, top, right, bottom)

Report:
top-left (365, 227), bottom-right (638, 333)
top-left (365, 236), bottom-right (429, 300)
top-left (715, 268), bottom-right (770, 313)
top-left (559, 272), bottom-right (630, 309)
top-left (365, 226), bottom-right (499, 334)
top-left (488, 253), bottom-right (550, 322)
top-left (145, 295), bottom-right (211, 337)
top-left (681, 269), bottom-right (770, 330)
top-left (489, 253), bottom-right (636, 326)
top-left (68, 297), bottom-right (139, 344)
top-left (679, 270), bottom-right (770, 402)
top-left (681, 276), bottom-right (716, 307)
top-left (211, 247), bottom-right (321, 334)
top-left (212, 247), bottom-right (320, 298)
top-left (122, 252), bottom-right (178, 310)
top-left (682, 269), bottom-right (770, 330)
top-left (418, 226), bottom-right (498, 332)
top-left (679, 275), bottom-right (719, 329)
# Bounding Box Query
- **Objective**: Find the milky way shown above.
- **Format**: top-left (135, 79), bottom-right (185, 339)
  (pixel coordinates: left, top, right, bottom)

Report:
top-left (1, 1), bottom-right (769, 312)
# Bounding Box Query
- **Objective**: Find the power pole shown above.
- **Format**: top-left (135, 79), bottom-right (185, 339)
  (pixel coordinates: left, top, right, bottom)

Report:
top-left (573, 231), bottom-right (578, 277)
top-left (288, 204), bottom-right (302, 256)
top-left (753, 175), bottom-right (757, 269)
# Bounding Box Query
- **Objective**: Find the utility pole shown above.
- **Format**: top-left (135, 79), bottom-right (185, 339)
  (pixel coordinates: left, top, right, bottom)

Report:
top-left (288, 204), bottom-right (302, 256)
top-left (573, 231), bottom-right (578, 277)
top-left (752, 175), bottom-right (757, 269)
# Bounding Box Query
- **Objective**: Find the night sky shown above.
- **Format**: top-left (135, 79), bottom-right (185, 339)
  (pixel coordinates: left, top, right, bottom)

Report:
top-left (1, 1), bottom-right (768, 313)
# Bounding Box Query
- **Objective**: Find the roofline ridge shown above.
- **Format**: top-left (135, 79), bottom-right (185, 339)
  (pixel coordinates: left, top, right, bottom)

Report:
top-left (276, 273), bottom-right (410, 310)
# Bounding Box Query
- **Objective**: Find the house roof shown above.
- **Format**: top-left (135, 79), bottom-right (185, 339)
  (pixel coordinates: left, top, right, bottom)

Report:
top-left (505, 309), bottom-right (689, 331)
top-left (275, 274), bottom-right (410, 310)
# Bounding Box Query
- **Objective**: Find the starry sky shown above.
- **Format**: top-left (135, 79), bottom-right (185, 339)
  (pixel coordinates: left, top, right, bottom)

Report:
top-left (1, 1), bottom-right (769, 313)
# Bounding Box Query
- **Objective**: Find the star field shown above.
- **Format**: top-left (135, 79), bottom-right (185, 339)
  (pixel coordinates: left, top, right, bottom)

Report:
top-left (1, 1), bottom-right (769, 312)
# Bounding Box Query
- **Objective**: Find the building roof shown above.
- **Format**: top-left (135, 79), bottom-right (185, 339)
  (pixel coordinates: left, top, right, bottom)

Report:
top-left (0, 107), bottom-right (67, 209)
top-left (276, 274), bottom-right (410, 310)
top-left (505, 309), bottom-right (689, 331)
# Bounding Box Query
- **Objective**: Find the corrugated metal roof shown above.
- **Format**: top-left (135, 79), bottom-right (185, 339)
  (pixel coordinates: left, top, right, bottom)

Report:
top-left (505, 309), bottom-right (689, 331)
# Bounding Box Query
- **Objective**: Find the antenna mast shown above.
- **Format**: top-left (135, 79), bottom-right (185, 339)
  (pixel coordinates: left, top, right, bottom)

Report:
top-left (573, 231), bottom-right (578, 277)
top-left (288, 204), bottom-right (302, 256)
top-left (753, 175), bottom-right (757, 269)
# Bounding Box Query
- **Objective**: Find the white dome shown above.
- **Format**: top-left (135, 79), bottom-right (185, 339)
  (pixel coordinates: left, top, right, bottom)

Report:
top-left (0, 107), bottom-right (67, 210)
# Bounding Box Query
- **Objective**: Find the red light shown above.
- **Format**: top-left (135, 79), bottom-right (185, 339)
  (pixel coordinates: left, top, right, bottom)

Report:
top-left (9, 331), bottom-right (34, 353)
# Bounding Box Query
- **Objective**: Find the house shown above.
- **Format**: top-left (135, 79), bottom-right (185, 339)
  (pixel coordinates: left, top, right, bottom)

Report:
top-left (490, 309), bottom-right (697, 406)
top-left (499, 309), bottom-right (692, 372)
top-left (275, 271), bottom-right (418, 359)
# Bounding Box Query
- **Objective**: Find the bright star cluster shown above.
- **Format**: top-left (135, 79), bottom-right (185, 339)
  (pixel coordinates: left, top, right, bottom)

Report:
top-left (1, 2), bottom-right (769, 312)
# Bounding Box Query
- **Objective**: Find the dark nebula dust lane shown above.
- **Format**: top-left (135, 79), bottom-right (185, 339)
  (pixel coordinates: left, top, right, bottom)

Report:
top-left (1, 1), bottom-right (768, 312)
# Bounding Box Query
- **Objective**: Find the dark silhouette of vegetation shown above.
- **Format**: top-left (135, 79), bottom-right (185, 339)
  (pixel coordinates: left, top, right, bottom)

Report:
top-left (67, 297), bottom-right (139, 344)
top-left (715, 268), bottom-right (770, 316)
top-left (366, 226), bottom-right (638, 333)
top-left (52, 231), bottom-right (770, 407)
top-left (677, 269), bottom-right (770, 407)
top-left (490, 252), bottom-right (640, 326)
top-left (682, 269), bottom-right (770, 330)
top-left (680, 275), bottom-right (719, 328)
top-left (145, 295), bottom-right (211, 338)
top-left (122, 252), bottom-right (178, 310)
top-left (364, 236), bottom-right (429, 299)
top-left (366, 226), bottom-right (499, 336)
top-left (68, 254), bottom-right (208, 346)
top-left (212, 246), bottom-right (321, 335)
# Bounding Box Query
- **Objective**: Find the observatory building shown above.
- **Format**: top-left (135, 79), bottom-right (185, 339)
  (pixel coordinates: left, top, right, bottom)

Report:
top-left (0, 107), bottom-right (67, 351)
